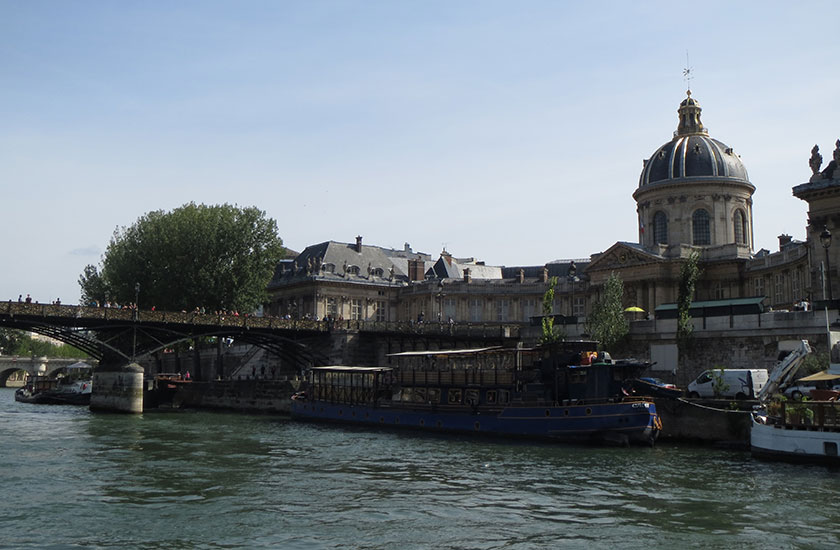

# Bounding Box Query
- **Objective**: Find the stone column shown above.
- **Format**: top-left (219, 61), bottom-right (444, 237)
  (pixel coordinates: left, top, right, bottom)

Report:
top-left (90, 362), bottom-right (144, 413)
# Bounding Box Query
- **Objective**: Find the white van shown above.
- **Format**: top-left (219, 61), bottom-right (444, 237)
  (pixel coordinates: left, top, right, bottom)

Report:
top-left (687, 369), bottom-right (769, 399)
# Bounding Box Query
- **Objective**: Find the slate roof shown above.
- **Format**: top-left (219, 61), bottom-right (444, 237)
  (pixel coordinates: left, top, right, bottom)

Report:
top-left (268, 240), bottom-right (432, 289)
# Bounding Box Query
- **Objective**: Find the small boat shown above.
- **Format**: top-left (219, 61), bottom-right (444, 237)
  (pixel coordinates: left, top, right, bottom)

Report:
top-left (291, 344), bottom-right (661, 446)
top-left (750, 340), bottom-right (840, 464)
top-left (14, 362), bottom-right (93, 406)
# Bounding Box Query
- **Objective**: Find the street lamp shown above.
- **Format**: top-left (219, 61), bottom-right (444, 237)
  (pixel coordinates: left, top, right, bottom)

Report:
top-left (567, 261), bottom-right (579, 318)
top-left (821, 227), bottom-right (833, 302)
top-left (132, 282), bottom-right (140, 361)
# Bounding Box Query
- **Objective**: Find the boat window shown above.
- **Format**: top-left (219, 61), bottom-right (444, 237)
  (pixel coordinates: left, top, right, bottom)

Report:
top-left (465, 389), bottom-right (479, 406)
top-left (448, 389), bottom-right (462, 404)
top-left (486, 390), bottom-right (497, 404)
top-left (569, 369), bottom-right (587, 384)
top-left (498, 390), bottom-right (510, 404)
top-left (427, 388), bottom-right (441, 404)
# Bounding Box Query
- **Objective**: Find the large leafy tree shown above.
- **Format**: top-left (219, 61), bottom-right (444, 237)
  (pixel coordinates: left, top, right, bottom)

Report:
top-left (585, 272), bottom-right (628, 350)
top-left (79, 203), bottom-right (285, 313)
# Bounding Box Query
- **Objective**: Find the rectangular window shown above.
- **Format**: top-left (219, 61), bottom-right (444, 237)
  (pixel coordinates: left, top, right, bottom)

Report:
top-left (469, 299), bottom-right (482, 322)
top-left (350, 299), bottom-right (362, 320)
top-left (326, 297), bottom-right (337, 318)
top-left (496, 299), bottom-right (510, 321)
top-left (573, 296), bottom-right (585, 317)
top-left (522, 299), bottom-right (537, 322)
top-left (375, 300), bottom-right (386, 322)
top-left (714, 281), bottom-right (725, 300)
top-left (754, 277), bottom-right (764, 297)
top-left (443, 298), bottom-right (456, 321)
top-left (792, 269), bottom-right (801, 301)
top-left (775, 273), bottom-right (785, 305)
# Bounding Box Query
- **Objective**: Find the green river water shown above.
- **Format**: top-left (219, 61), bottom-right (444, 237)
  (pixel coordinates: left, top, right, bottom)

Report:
top-left (1, 388), bottom-right (838, 549)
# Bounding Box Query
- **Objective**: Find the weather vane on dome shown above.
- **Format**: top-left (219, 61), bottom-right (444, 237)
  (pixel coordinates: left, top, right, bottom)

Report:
top-left (683, 50), bottom-right (693, 95)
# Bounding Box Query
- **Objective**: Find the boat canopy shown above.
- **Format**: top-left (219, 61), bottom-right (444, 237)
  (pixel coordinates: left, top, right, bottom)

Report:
top-left (798, 370), bottom-right (840, 382)
top-left (387, 347), bottom-right (505, 357)
top-left (310, 366), bottom-right (393, 373)
top-left (654, 297), bottom-right (765, 319)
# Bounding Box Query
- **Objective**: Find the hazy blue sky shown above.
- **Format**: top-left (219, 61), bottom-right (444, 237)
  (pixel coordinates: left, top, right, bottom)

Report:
top-left (2, 1), bottom-right (839, 305)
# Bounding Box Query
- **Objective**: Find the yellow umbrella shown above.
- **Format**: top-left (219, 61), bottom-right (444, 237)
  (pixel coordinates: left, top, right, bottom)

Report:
top-left (624, 306), bottom-right (645, 313)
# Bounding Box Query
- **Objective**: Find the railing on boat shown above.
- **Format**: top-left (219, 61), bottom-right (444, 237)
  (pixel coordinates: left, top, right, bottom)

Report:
top-left (779, 401), bottom-right (840, 430)
top-left (396, 370), bottom-right (514, 387)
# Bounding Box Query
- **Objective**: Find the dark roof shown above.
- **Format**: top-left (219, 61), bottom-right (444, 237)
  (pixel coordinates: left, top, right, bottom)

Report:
top-left (654, 296), bottom-right (765, 318)
top-left (267, 240), bottom-right (410, 289)
top-left (638, 93), bottom-right (751, 190)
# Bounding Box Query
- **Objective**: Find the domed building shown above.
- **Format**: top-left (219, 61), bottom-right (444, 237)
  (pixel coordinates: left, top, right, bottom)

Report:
top-left (634, 91), bottom-right (755, 260)
top-left (585, 91), bottom-right (809, 314)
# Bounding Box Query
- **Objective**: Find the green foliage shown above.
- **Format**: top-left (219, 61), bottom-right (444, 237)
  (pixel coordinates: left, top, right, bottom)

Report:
top-left (540, 277), bottom-right (561, 344)
top-left (677, 251), bottom-right (701, 350)
top-left (79, 203), bottom-right (285, 313)
top-left (798, 351), bottom-right (829, 376)
top-left (585, 272), bottom-right (628, 350)
top-left (0, 328), bottom-right (23, 355)
top-left (711, 367), bottom-right (730, 397)
top-left (789, 397), bottom-right (815, 423)
top-left (0, 329), bottom-right (88, 358)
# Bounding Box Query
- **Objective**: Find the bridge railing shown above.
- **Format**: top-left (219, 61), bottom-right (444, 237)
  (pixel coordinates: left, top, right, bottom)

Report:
top-left (2, 301), bottom-right (521, 337)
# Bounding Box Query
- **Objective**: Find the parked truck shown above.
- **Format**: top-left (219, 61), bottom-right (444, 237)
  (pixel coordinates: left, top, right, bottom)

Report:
top-left (687, 368), bottom-right (769, 399)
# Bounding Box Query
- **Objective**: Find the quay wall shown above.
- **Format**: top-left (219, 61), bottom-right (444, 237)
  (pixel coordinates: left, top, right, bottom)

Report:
top-left (152, 379), bottom-right (298, 414)
top-left (655, 398), bottom-right (752, 446)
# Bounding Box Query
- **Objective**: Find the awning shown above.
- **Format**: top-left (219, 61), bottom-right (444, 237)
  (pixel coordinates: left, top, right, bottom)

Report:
top-left (798, 370), bottom-right (840, 382)
top-left (654, 296), bottom-right (765, 319)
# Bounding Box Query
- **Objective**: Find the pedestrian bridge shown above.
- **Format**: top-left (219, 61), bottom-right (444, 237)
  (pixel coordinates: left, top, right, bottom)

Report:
top-left (0, 301), bottom-right (521, 380)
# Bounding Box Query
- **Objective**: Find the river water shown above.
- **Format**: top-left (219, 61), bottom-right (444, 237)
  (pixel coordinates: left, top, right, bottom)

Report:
top-left (2, 388), bottom-right (839, 550)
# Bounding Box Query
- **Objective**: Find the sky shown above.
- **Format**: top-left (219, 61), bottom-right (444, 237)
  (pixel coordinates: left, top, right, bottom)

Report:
top-left (2, 1), bottom-right (839, 305)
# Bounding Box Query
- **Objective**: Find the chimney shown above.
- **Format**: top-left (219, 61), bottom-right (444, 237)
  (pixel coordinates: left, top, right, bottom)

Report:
top-left (408, 259), bottom-right (425, 281)
top-left (778, 234), bottom-right (792, 250)
top-left (464, 267), bottom-right (471, 283)
top-left (355, 235), bottom-right (363, 253)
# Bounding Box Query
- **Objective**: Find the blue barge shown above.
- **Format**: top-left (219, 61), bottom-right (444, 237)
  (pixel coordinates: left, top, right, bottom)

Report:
top-left (291, 345), bottom-right (660, 446)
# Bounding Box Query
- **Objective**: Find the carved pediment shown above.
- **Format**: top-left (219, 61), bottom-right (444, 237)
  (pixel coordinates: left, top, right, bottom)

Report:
top-left (588, 243), bottom-right (664, 272)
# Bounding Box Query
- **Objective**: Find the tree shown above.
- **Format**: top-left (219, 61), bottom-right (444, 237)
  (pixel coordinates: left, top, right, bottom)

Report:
top-left (585, 272), bottom-right (628, 350)
top-left (677, 251), bottom-right (701, 349)
top-left (540, 276), bottom-right (562, 344)
top-left (0, 328), bottom-right (23, 355)
top-left (79, 203), bottom-right (285, 313)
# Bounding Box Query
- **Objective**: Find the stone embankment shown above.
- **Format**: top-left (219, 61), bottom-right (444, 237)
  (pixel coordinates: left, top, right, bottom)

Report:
top-left (655, 397), bottom-right (752, 446)
top-left (147, 379), bottom-right (299, 414)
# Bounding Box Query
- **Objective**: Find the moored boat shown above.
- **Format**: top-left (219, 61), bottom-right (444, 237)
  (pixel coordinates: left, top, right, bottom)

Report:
top-left (750, 339), bottom-right (840, 464)
top-left (291, 344), bottom-right (661, 446)
top-left (14, 362), bottom-right (93, 405)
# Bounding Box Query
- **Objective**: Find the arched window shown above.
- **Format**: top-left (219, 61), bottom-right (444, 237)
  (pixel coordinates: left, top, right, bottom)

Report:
top-left (653, 211), bottom-right (668, 245)
top-left (734, 209), bottom-right (746, 244)
top-left (692, 209), bottom-right (711, 245)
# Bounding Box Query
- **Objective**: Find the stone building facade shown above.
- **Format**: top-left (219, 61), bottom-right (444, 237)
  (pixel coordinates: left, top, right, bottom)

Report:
top-left (266, 92), bottom-right (831, 332)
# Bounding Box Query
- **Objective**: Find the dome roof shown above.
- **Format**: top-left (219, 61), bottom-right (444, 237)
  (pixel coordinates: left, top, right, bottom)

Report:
top-left (638, 92), bottom-right (750, 189)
